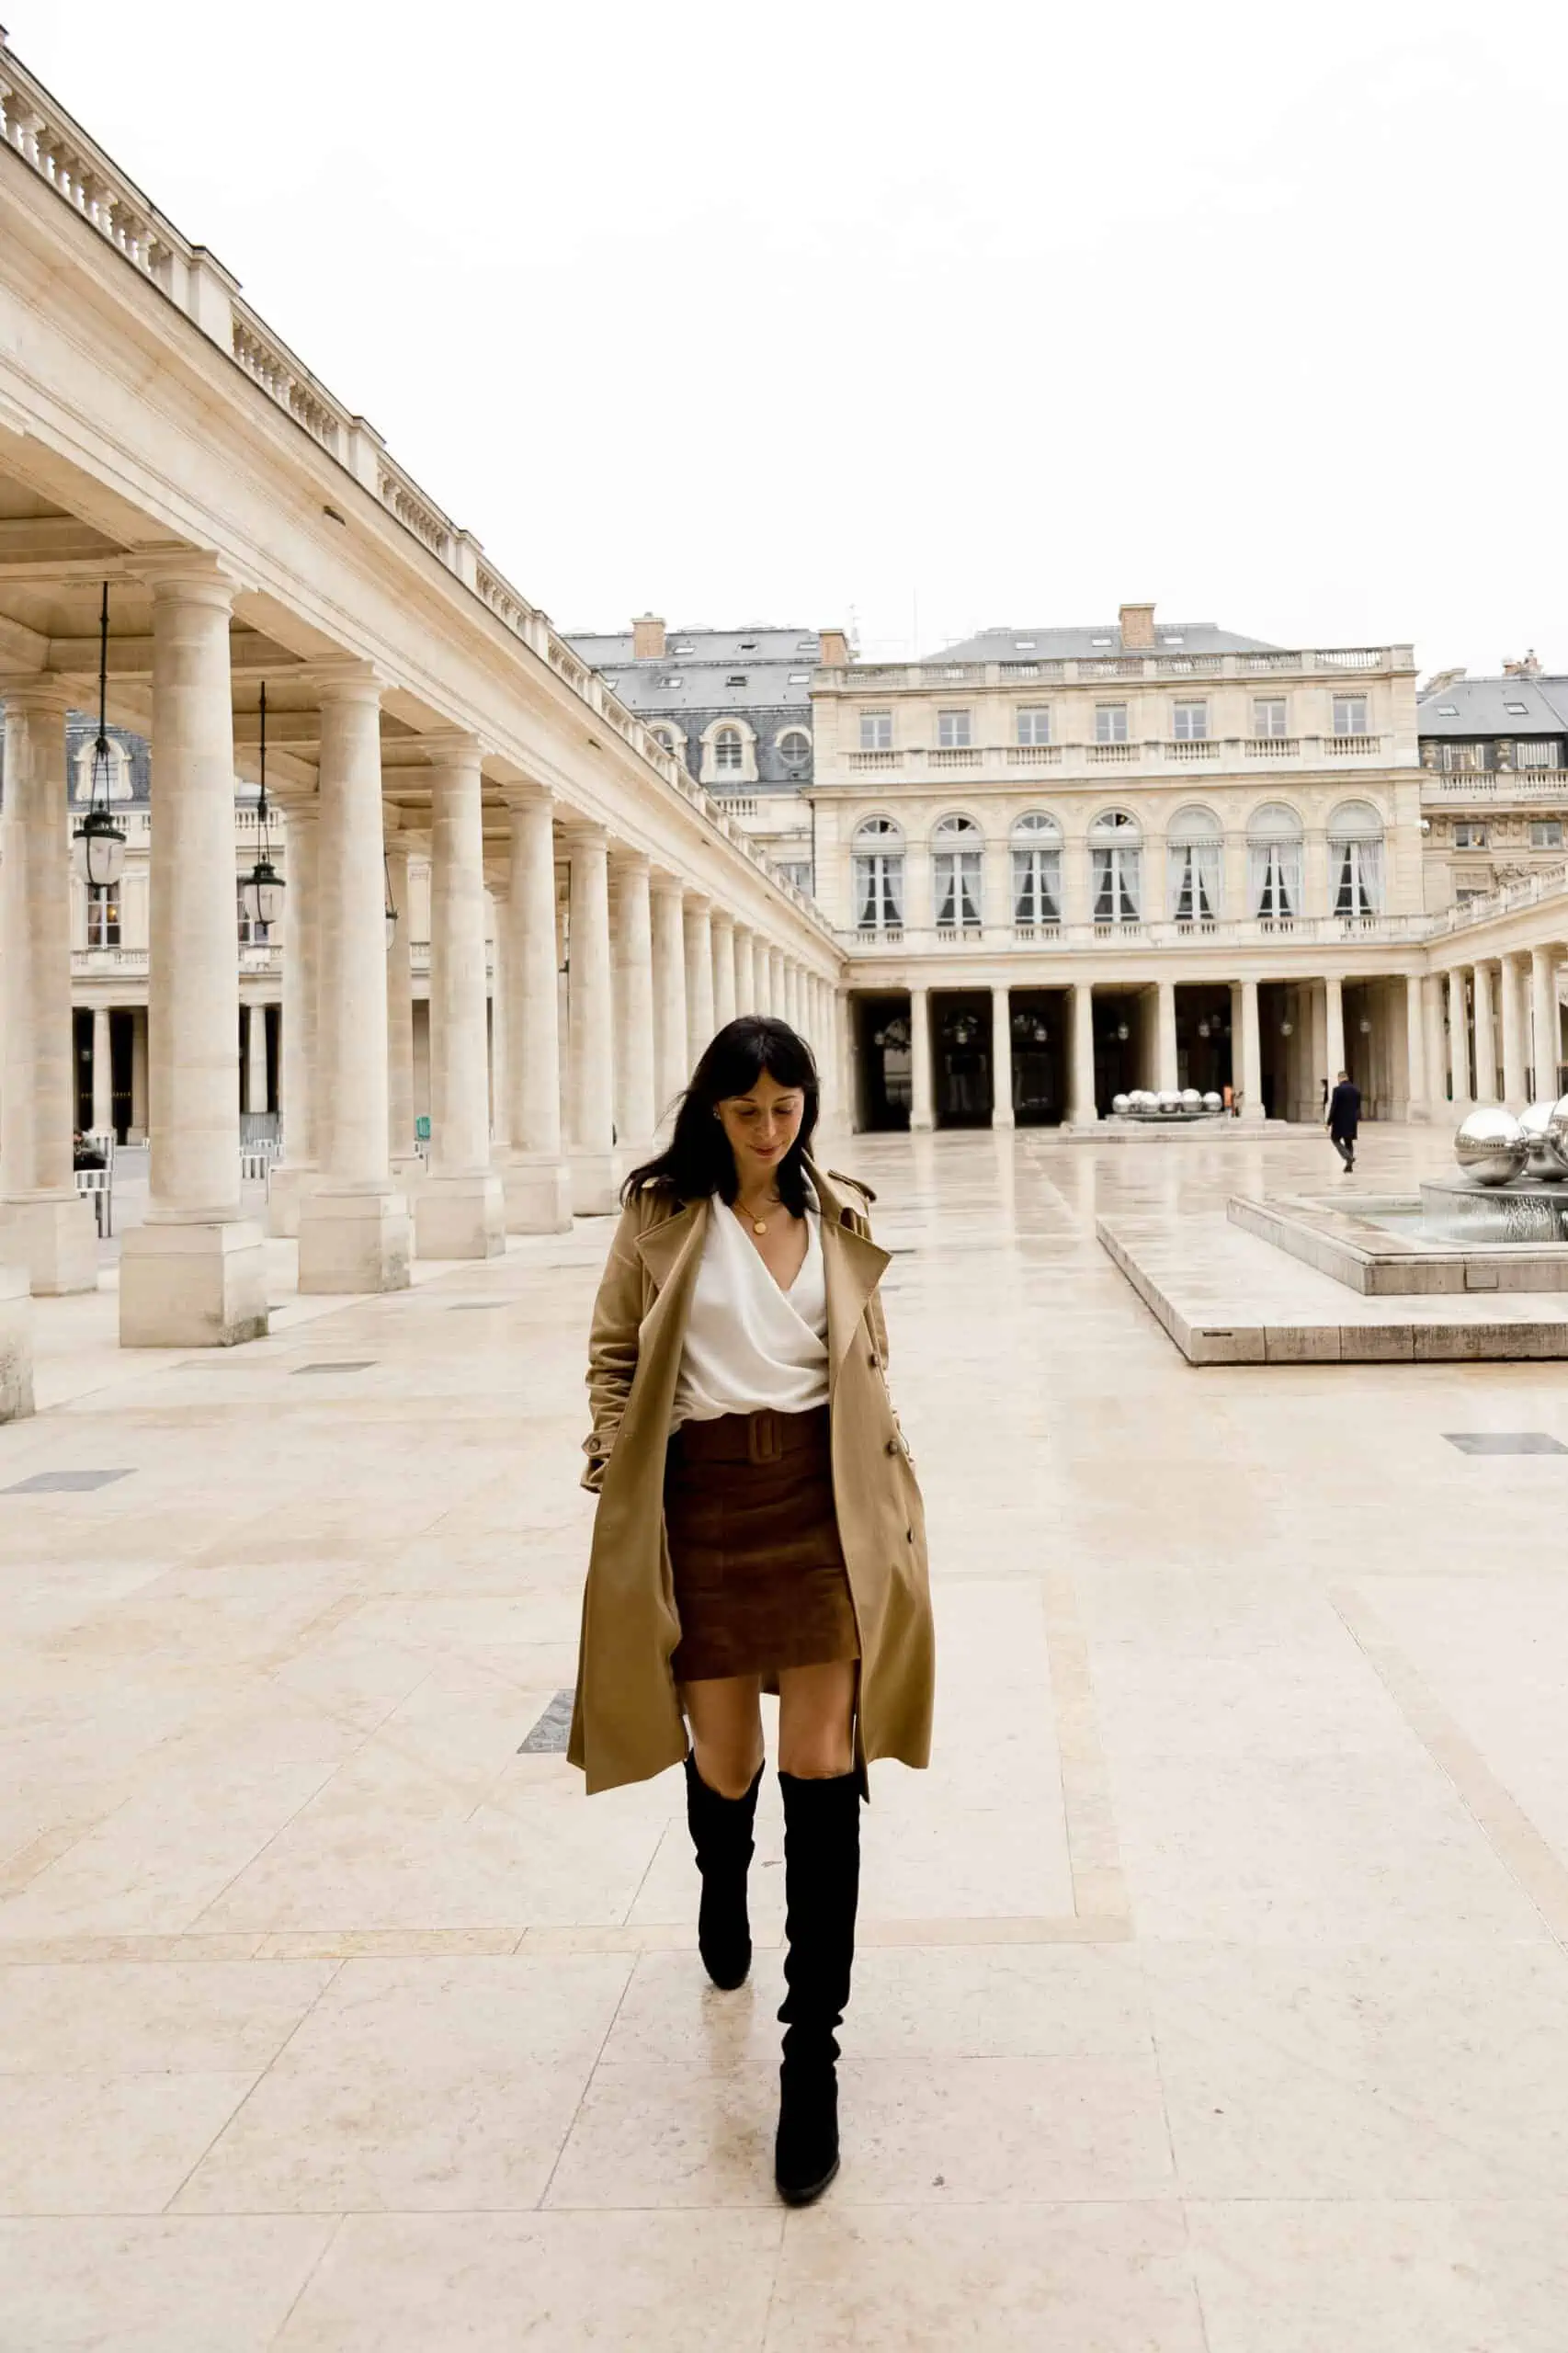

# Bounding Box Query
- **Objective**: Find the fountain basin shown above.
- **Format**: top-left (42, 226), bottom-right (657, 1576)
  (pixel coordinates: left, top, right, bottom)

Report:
top-left (1229, 1188), bottom-right (1568, 1295)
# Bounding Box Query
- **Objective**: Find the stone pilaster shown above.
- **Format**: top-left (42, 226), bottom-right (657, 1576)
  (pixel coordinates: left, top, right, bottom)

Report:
top-left (415, 738), bottom-right (504, 1259)
top-left (500, 786), bottom-right (572, 1232)
top-left (119, 565), bottom-right (268, 1343)
top-left (297, 672), bottom-right (411, 1293)
top-left (0, 682), bottom-right (98, 1292)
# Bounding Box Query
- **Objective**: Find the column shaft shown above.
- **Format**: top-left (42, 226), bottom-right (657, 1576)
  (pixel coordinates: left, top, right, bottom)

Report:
top-left (1448, 967), bottom-right (1472, 1107)
top-left (1155, 978), bottom-right (1177, 1094)
top-left (384, 836), bottom-right (415, 1167)
top-left (712, 913), bottom-right (737, 1033)
top-left (1532, 947), bottom-right (1559, 1101)
top-left (565, 825), bottom-right (618, 1212)
top-left (1500, 951), bottom-right (1526, 1106)
top-left (1404, 973), bottom-right (1426, 1119)
top-left (1070, 981), bottom-right (1097, 1124)
top-left (991, 983), bottom-right (1016, 1128)
top-left (1324, 973), bottom-right (1346, 1085)
top-left (245, 1004), bottom-right (269, 1116)
top-left (1472, 961), bottom-right (1498, 1101)
top-left (610, 853), bottom-right (656, 1155)
top-left (92, 1006), bottom-right (114, 1134)
top-left (415, 744), bottom-right (504, 1257)
top-left (1240, 978), bottom-right (1264, 1120)
top-left (268, 795), bottom-right (320, 1236)
top-left (296, 676), bottom-right (410, 1294)
top-left (489, 889), bottom-right (510, 1154)
top-left (0, 686), bottom-right (97, 1291)
top-left (684, 897), bottom-right (715, 1070)
top-left (735, 927), bottom-right (757, 1018)
top-left (651, 879), bottom-right (688, 1122)
top-left (502, 789), bottom-right (572, 1231)
top-left (910, 984), bottom-right (935, 1131)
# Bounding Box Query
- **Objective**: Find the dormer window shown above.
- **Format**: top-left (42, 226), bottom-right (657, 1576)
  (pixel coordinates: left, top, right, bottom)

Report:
top-left (1506, 701), bottom-right (1529, 715)
top-left (738, 640), bottom-right (757, 652)
top-left (789, 671), bottom-right (810, 683)
top-left (726, 674), bottom-right (747, 687)
top-left (1436, 703), bottom-right (1459, 716)
top-left (659, 674), bottom-right (683, 688)
top-left (1014, 638), bottom-right (1037, 651)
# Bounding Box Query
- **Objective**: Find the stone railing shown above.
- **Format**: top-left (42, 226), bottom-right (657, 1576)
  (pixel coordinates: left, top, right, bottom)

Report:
top-left (0, 35), bottom-right (839, 947)
top-left (1428, 863), bottom-right (1568, 938)
top-left (843, 911), bottom-right (1433, 956)
top-left (824, 735), bottom-right (1403, 782)
top-left (1420, 773), bottom-right (1567, 803)
top-left (816, 646), bottom-right (1414, 690)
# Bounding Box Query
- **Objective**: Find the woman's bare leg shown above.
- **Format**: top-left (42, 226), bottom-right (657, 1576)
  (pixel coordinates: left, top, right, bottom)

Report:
top-left (681, 1673), bottom-right (765, 1798)
top-left (777, 1660), bottom-right (857, 1779)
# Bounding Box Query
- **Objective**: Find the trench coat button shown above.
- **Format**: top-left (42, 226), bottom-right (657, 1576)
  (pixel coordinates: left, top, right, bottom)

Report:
top-left (906, 1527), bottom-right (915, 1543)
top-left (884, 1437), bottom-right (899, 1456)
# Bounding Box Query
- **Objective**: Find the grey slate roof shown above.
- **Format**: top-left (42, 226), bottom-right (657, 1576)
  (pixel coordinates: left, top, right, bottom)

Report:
top-left (1416, 675), bottom-right (1568, 736)
top-left (564, 625), bottom-right (821, 713)
top-left (926, 620), bottom-right (1281, 663)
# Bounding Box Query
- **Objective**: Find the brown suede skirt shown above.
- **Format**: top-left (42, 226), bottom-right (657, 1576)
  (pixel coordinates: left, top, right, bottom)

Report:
top-left (665, 1404), bottom-right (860, 1685)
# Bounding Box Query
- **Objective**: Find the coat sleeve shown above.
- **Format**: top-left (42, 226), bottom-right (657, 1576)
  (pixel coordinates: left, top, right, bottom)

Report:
top-left (581, 1198), bottom-right (646, 1491)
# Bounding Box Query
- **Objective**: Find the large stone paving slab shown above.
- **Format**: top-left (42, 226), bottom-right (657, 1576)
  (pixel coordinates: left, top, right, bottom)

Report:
top-left (4, 1122), bottom-right (1568, 2344)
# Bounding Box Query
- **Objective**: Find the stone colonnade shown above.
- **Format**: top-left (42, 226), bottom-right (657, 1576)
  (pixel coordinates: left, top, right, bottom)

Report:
top-left (1424, 948), bottom-right (1568, 1111)
top-left (0, 591), bottom-right (841, 1348)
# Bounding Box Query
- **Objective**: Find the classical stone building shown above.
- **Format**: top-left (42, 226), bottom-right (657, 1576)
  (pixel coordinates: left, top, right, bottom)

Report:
top-left (1416, 654), bottom-right (1568, 910)
top-left (810, 602), bottom-right (1439, 1127)
top-left (565, 616), bottom-right (833, 893)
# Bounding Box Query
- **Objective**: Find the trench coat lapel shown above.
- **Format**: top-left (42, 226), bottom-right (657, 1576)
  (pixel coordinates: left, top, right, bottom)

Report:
top-left (810, 1160), bottom-right (892, 1385)
top-left (633, 1197), bottom-right (707, 1299)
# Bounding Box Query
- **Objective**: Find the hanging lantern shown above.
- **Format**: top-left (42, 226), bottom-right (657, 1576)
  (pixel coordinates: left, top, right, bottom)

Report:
top-left (384, 851), bottom-right (400, 951)
top-left (1197, 1018), bottom-right (1211, 1040)
top-left (1358, 1016), bottom-right (1372, 1035)
top-left (240, 682), bottom-right (286, 931)
top-left (71, 582), bottom-right (128, 892)
top-left (1115, 1020), bottom-right (1131, 1042)
top-left (1281, 1018), bottom-right (1294, 1036)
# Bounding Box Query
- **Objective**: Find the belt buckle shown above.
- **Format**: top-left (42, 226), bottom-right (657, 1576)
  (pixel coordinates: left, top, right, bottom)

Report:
top-left (749, 1409), bottom-right (782, 1464)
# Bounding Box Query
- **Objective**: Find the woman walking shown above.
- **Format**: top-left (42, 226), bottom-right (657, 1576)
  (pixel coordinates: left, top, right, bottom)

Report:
top-left (569, 1015), bottom-right (935, 2204)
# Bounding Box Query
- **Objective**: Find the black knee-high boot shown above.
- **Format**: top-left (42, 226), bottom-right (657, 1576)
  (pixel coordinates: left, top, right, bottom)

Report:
top-left (775, 1768), bottom-right (860, 2205)
top-left (685, 1753), bottom-right (763, 1991)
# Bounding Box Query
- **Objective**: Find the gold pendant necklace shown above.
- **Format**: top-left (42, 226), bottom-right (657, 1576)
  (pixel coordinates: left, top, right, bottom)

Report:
top-left (743, 1194), bottom-right (780, 1235)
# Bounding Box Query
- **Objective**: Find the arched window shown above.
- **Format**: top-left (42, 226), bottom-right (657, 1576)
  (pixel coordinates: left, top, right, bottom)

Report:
top-left (1328, 799), bottom-right (1385, 917)
top-left (853, 815), bottom-right (904, 933)
top-left (1166, 804), bottom-right (1223, 922)
top-left (713, 725), bottom-right (744, 774)
top-left (776, 726), bottom-right (812, 769)
top-left (932, 812), bottom-right (983, 931)
top-left (650, 725), bottom-right (678, 757)
top-left (1089, 809), bottom-right (1142, 923)
top-left (1011, 811), bottom-right (1062, 926)
top-left (1246, 801), bottom-right (1304, 920)
top-left (73, 738), bottom-right (132, 802)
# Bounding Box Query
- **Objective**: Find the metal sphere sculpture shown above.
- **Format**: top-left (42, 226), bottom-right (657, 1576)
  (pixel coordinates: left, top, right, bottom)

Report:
top-left (1157, 1089), bottom-right (1181, 1110)
top-left (1201, 1091), bottom-right (1222, 1109)
top-left (1180, 1087), bottom-right (1201, 1107)
top-left (1111, 1093), bottom-right (1131, 1115)
top-left (1518, 1099), bottom-right (1558, 1178)
top-left (1453, 1107), bottom-right (1528, 1186)
top-left (1546, 1095), bottom-right (1568, 1176)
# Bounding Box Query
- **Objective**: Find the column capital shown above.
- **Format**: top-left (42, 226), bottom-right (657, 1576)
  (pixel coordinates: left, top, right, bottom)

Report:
top-left (133, 546), bottom-right (243, 608)
top-left (608, 845), bottom-right (651, 877)
top-left (311, 661), bottom-right (384, 711)
top-left (420, 728), bottom-right (485, 775)
top-left (650, 868), bottom-right (687, 902)
top-left (561, 818), bottom-right (608, 851)
top-left (710, 907), bottom-right (736, 936)
top-left (684, 891), bottom-right (712, 917)
top-left (0, 673), bottom-right (72, 716)
top-left (500, 778), bottom-right (556, 816)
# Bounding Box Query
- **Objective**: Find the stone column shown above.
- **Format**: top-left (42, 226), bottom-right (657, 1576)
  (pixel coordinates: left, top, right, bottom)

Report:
top-left (1155, 978), bottom-right (1178, 1094)
top-left (1472, 961), bottom-right (1498, 1102)
top-left (1447, 967), bottom-right (1471, 1108)
top-left (769, 948), bottom-right (786, 1019)
top-left (1324, 973), bottom-right (1346, 1086)
top-left (1500, 950), bottom-right (1527, 1107)
top-left (991, 983), bottom-right (1015, 1129)
top-left (415, 740), bottom-right (504, 1258)
top-left (267, 791), bottom-right (320, 1237)
top-left (1404, 974), bottom-right (1426, 1120)
top-left (297, 673), bottom-right (411, 1294)
top-left (244, 1003), bottom-right (267, 1117)
top-left (384, 832), bottom-right (418, 1176)
top-left (489, 885), bottom-right (510, 1155)
top-left (712, 911), bottom-right (737, 1032)
top-left (130, 1008), bottom-right (149, 1142)
top-left (1239, 977), bottom-right (1264, 1122)
top-left (92, 1006), bottom-right (114, 1134)
top-left (610, 849), bottom-right (656, 1161)
top-left (563, 823), bottom-right (618, 1212)
top-left (735, 926), bottom-right (757, 1018)
top-left (1531, 946), bottom-right (1559, 1102)
top-left (119, 569), bottom-right (267, 1343)
top-left (910, 983), bottom-right (935, 1131)
top-left (1070, 981), bottom-right (1097, 1125)
top-left (788, 962), bottom-right (804, 1033)
top-left (684, 894), bottom-right (715, 1071)
top-left (501, 786), bottom-right (572, 1231)
top-left (1423, 973), bottom-right (1447, 1107)
top-left (651, 874), bottom-right (688, 1125)
top-left (0, 683), bottom-right (97, 1292)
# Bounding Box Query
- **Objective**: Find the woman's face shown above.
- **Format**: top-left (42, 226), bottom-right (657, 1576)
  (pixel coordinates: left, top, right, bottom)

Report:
top-left (716, 1068), bottom-right (805, 1186)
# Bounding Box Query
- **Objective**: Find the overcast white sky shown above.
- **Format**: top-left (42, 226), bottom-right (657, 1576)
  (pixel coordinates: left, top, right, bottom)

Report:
top-left (16, 0), bottom-right (1567, 671)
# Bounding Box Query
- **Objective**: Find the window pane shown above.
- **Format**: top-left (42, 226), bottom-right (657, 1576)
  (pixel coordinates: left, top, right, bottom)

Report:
top-left (1333, 696), bottom-right (1369, 736)
top-left (1017, 706), bottom-right (1051, 745)
top-left (860, 712), bottom-right (892, 750)
top-left (1172, 700), bottom-right (1208, 740)
top-left (1096, 703), bottom-right (1129, 744)
top-left (937, 709), bottom-right (971, 747)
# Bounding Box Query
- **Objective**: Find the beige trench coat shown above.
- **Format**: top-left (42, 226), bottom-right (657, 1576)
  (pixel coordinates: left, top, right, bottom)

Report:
top-left (568, 1159), bottom-right (935, 1795)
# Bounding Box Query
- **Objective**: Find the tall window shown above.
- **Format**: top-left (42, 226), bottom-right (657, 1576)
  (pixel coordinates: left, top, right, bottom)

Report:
top-left (932, 813), bottom-right (983, 928)
top-left (1453, 822), bottom-right (1489, 849)
top-left (1089, 809), bottom-right (1142, 921)
top-left (87, 882), bottom-right (120, 948)
top-left (1011, 812), bottom-right (1062, 924)
top-left (713, 726), bottom-right (744, 773)
top-left (1329, 800), bottom-right (1385, 915)
top-left (1531, 819), bottom-right (1563, 849)
top-left (860, 711), bottom-right (892, 751)
top-left (1016, 706), bottom-right (1052, 745)
top-left (1095, 703), bottom-right (1130, 745)
top-left (1166, 806), bottom-right (1222, 921)
top-left (1247, 801), bottom-right (1304, 919)
top-left (1333, 695), bottom-right (1369, 738)
top-left (1171, 699), bottom-right (1209, 741)
top-left (1253, 697), bottom-right (1289, 738)
top-left (937, 710), bottom-right (972, 749)
top-left (853, 817), bottom-right (904, 931)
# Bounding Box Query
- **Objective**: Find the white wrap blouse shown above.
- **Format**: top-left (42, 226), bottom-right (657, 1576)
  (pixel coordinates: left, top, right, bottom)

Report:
top-left (671, 1193), bottom-right (830, 1428)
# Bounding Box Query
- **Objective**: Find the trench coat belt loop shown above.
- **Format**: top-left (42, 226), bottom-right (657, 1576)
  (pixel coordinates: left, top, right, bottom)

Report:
top-left (747, 1409), bottom-right (783, 1465)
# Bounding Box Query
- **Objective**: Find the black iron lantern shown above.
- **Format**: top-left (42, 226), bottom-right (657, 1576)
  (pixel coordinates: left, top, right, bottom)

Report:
top-left (71, 581), bottom-right (128, 892)
top-left (383, 852), bottom-right (399, 951)
top-left (240, 683), bottom-right (286, 931)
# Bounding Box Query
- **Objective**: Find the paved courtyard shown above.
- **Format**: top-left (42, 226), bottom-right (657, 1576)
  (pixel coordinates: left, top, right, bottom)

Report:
top-left (3, 1125), bottom-right (1567, 2348)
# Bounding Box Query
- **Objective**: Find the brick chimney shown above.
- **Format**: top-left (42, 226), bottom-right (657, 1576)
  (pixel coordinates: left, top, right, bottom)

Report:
top-left (1119, 602), bottom-right (1156, 652)
top-left (818, 627), bottom-right (849, 668)
top-left (1503, 649), bottom-right (1541, 679)
top-left (632, 612), bottom-right (665, 661)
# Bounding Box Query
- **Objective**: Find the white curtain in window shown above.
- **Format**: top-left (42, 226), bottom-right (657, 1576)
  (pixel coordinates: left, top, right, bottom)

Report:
top-left (855, 853), bottom-right (903, 929)
top-left (935, 851), bottom-right (983, 926)
top-left (1167, 840), bottom-right (1222, 919)
top-left (1331, 837), bottom-right (1383, 915)
top-left (1092, 846), bottom-right (1142, 921)
top-left (1012, 847), bottom-right (1062, 923)
top-left (1247, 837), bottom-right (1303, 916)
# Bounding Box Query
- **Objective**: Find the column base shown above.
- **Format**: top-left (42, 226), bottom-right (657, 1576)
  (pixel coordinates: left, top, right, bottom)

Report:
top-left (570, 1150), bottom-right (621, 1216)
top-left (991, 1108), bottom-right (1017, 1131)
top-left (414, 1172), bottom-right (506, 1260)
top-left (909, 1115), bottom-right (935, 1135)
top-left (119, 1218), bottom-right (269, 1348)
top-left (0, 1259), bottom-right (35, 1420)
top-left (1064, 1109), bottom-right (1100, 1131)
top-left (267, 1164), bottom-right (319, 1239)
top-left (0, 1194), bottom-right (98, 1295)
top-left (501, 1154), bottom-right (574, 1234)
top-left (297, 1188), bottom-right (412, 1295)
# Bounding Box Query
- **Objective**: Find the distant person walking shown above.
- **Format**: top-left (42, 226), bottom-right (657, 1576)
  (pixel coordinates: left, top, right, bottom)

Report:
top-left (1326, 1070), bottom-right (1361, 1171)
